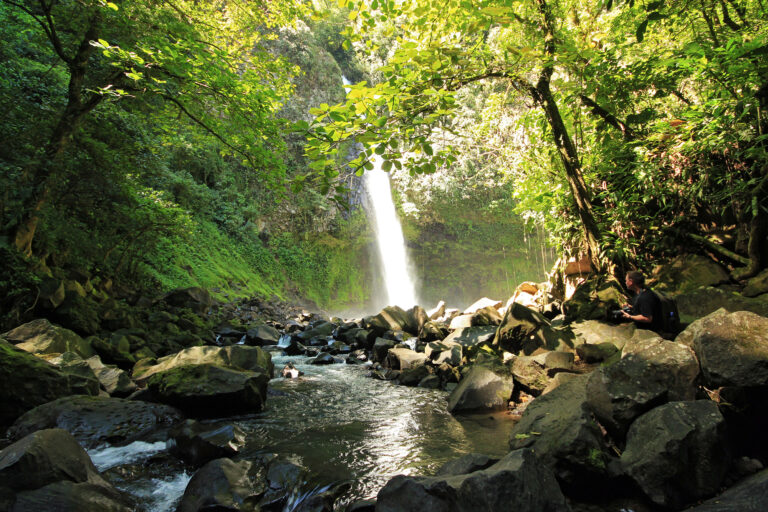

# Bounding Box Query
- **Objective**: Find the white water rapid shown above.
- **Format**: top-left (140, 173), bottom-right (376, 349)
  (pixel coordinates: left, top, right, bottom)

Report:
top-left (364, 158), bottom-right (418, 309)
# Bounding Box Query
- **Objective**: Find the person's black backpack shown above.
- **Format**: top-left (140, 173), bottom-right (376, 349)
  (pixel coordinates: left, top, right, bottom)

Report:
top-left (654, 290), bottom-right (681, 339)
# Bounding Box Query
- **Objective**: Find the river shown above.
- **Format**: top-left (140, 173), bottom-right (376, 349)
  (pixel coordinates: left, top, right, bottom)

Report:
top-left (89, 354), bottom-right (517, 510)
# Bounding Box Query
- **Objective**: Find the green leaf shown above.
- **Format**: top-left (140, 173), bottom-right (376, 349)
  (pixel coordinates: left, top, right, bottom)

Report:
top-left (636, 19), bottom-right (649, 43)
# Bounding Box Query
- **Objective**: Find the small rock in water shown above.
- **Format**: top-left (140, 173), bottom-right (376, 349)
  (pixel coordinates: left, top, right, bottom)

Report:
top-left (281, 362), bottom-right (303, 378)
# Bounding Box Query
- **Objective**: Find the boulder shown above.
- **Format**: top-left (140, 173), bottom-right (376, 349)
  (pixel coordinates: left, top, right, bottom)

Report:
top-left (508, 356), bottom-right (550, 395)
top-left (569, 320), bottom-right (635, 350)
top-left (418, 321), bottom-right (449, 342)
top-left (145, 364), bottom-right (270, 418)
top-left (543, 351), bottom-right (574, 371)
top-left (84, 356), bottom-right (136, 397)
top-left (448, 314), bottom-right (473, 329)
top-left (676, 309), bottom-right (768, 388)
top-left (621, 400), bottom-right (731, 509)
top-left (0, 428), bottom-right (106, 491)
top-left (376, 449), bottom-right (569, 512)
top-left (687, 468), bottom-right (768, 511)
top-left (576, 342), bottom-right (619, 364)
top-left (586, 337), bottom-right (699, 439)
top-left (133, 345), bottom-right (274, 383)
top-left (170, 420), bottom-right (246, 466)
top-left (372, 338), bottom-right (397, 363)
top-left (470, 306), bottom-right (503, 326)
top-left (463, 298), bottom-right (503, 315)
top-left (386, 347), bottom-right (427, 370)
top-left (493, 303), bottom-right (570, 355)
top-left (425, 341), bottom-right (462, 366)
top-left (399, 366), bottom-right (431, 387)
top-left (8, 396), bottom-right (184, 448)
top-left (417, 374), bottom-right (441, 389)
top-left (435, 453), bottom-right (499, 476)
top-left (44, 352), bottom-right (100, 396)
top-left (294, 321), bottom-right (336, 343)
top-left (162, 287), bottom-right (214, 315)
top-left (651, 254), bottom-right (731, 296)
top-left (447, 364), bottom-right (514, 413)
top-left (9, 480), bottom-right (132, 512)
top-left (4, 319), bottom-right (95, 359)
top-left (310, 352), bottom-right (336, 365)
top-left (743, 269), bottom-right (768, 298)
top-left (90, 334), bottom-right (135, 368)
top-left (442, 326), bottom-right (496, 349)
top-left (407, 305), bottom-right (429, 335)
top-left (0, 339), bottom-right (97, 428)
top-left (674, 287), bottom-right (768, 323)
top-left (427, 300), bottom-right (446, 320)
top-left (364, 306), bottom-right (419, 335)
top-left (177, 457), bottom-right (267, 512)
top-left (509, 374), bottom-right (611, 488)
top-left (562, 278), bottom-right (626, 323)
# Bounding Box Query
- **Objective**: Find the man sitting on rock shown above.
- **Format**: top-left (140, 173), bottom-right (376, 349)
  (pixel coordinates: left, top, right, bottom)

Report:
top-left (622, 270), bottom-right (663, 333)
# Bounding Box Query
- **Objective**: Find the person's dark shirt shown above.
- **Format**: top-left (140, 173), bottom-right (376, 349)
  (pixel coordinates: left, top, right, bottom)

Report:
top-left (631, 288), bottom-right (663, 332)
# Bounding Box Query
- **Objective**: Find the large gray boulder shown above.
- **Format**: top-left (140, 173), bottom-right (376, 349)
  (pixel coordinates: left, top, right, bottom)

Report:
top-left (447, 364), bottom-right (514, 413)
top-left (364, 306), bottom-right (419, 335)
top-left (687, 469), bottom-right (768, 511)
top-left (621, 400), bottom-right (731, 509)
top-left (418, 321), bottom-right (449, 342)
top-left (8, 395), bottom-right (184, 448)
top-left (376, 449), bottom-right (570, 512)
top-left (0, 429), bottom-right (131, 511)
top-left (385, 347), bottom-right (427, 370)
top-left (246, 324), bottom-right (281, 346)
top-left (509, 374), bottom-right (611, 487)
top-left (169, 420), bottom-right (246, 467)
top-left (508, 355), bottom-right (551, 395)
top-left (43, 352), bottom-right (101, 396)
top-left (586, 337), bottom-right (699, 439)
top-left (177, 457), bottom-right (267, 512)
top-left (144, 364), bottom-right (270, 417)
top-left (676, 309), bottom-right (768, 388)
top-left (493, 303), bottom-right (573, 355)
top-left (372, 337), bottom-right (397, 363)
top-left (0, 339), bottom-right (97, 428)
top-left (4, 319), bottom-right (95, 359)
top-left (133, 345), bottom-right (273, 383)
top-left (569, 320), bottom-right (635, 350)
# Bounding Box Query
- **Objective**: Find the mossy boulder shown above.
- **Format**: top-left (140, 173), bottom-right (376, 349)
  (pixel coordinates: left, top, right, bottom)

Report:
top-left (144, 364), bottom-right (270, 417)
top-left (651, 254), bottom-right (731, 296)
top-left (562, 278), bottom-right (626, 323)
top-left (4, 319), bottom-right (95, 359)
top-left (0, 339), bottom-right (97, 429)
top-left (133, 345), bottom-right (274, 383)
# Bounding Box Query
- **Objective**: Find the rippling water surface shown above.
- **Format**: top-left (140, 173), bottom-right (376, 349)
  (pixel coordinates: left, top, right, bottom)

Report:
top-left (91, 354), bottom-right (516, 510)
top-left (238, 355), bottom-right (516, 503)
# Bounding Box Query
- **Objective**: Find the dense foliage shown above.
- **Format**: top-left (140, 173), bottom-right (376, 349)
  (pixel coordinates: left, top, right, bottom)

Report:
top-left (307, 0), bottom-right (768, 277)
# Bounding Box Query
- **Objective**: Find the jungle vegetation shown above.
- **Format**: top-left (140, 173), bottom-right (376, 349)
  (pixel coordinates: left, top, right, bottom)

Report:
top-left (1, 0), bottom-right (766, 322)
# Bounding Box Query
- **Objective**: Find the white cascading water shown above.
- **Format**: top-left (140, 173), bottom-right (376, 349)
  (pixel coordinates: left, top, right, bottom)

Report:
top-left (364, 157), bottom-right (418, 309)
top-left (342, 75), bottom-right (418, 309)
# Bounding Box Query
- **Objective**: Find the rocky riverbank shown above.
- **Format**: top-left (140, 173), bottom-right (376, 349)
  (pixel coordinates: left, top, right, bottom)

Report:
top-left (1, 253), bottom-right (768, 511)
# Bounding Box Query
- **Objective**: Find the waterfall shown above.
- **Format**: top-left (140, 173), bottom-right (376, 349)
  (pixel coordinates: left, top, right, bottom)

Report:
top-left (342, 76), bottom-right (418, 309)
top-left (364, 158), bottom-right (418, 309)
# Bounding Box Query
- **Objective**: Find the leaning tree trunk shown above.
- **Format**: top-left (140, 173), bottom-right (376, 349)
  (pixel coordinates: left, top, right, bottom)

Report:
top-left (531, 0), bottom-right (603, 271)
top-left (12, 14), bottom-right (104, 257)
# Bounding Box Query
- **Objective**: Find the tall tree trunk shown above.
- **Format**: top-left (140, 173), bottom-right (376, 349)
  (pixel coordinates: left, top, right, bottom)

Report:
top-left (13, 15), bottom-right (103, 257)
top-left (532, 0), bottom-right (603, 270)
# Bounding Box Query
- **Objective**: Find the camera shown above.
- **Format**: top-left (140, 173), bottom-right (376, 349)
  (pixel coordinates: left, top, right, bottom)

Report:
top-left (609, 306), bottom-right (632, 322)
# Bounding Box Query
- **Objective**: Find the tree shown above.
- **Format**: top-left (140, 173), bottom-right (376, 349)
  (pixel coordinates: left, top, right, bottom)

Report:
top-left (0, 0), bottom-right (307, 257)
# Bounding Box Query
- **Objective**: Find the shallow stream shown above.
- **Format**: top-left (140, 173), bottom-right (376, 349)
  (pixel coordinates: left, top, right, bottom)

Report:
top-left (88, 354), bottom-right (517, 510)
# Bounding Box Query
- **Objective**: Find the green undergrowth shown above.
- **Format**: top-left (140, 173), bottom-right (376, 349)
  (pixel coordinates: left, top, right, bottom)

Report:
top-left (141, 219), bottom-right (286, 302)
top-left (140, 214), bottom-right (373, 310)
